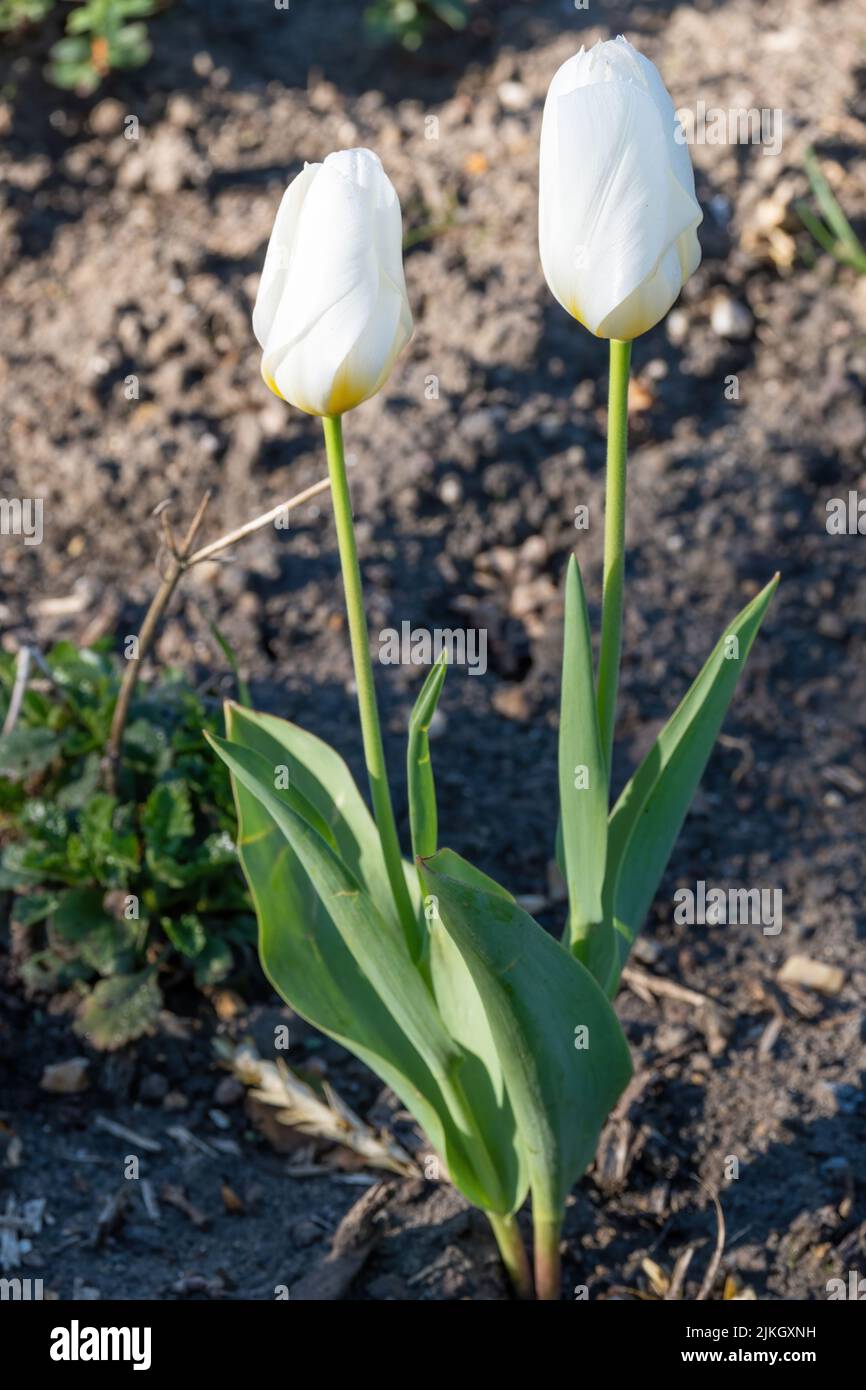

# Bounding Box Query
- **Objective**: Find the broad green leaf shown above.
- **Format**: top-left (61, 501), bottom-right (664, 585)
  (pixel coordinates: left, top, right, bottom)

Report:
top-left (419, 850), bottom-right (632, 1220)
top-left (142, 782), bottom-right (204, 888)
top-left (424, 846), bottom-right (513, 902)
top-left (52, 892), bottom-right (136, 975)
top-left (0, 727), bottom-right (62, 779)
top-left (209, 727), bottom-right (511, 1214)
top-left (19, 950), bottom-right (68, 994)
top-left (10, 891), bottom-right (60, 928)
top-left (423, 848), bottom-right (529, 1215)
top-left (224, 704), bottom-right (419, 955)
top-left (605, 574), bottom-right (779, 992)
top-left (142, 782), bottom-right (194, 846)
top-left (67, 794), bottom-right (139, 879)
top-left (163, 912), bottom-right (206, 959)
top-left (0, 844), bottom-right (51, 888)
top-left (123, 718), bottom-right (172, 775)
top-left (193, 936), bottom-right (234, 987)
top-left (407, 653), bottom-right (447, 859)
top-left (558, 555), bottom-right (610, 973)
top-left (73, 969), bottom-right (162, 1050)
top-left (53, 886), bottom-right (113, 941)
top-left (77, 920), bottom-right (138, 976)
top-left (56, 752), bottom-right (101, 810)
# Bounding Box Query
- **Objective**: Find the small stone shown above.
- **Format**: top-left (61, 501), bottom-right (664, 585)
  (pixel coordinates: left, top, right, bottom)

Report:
top-left (139, 1072), bottom-right (169, 1103)
top-left (497, 80), bottom-right (531, 112)
top-left (654, 1024), bottom-right (690, 1054)
top-left (778, 955), bottom-right (844, 995)
top-left (666, 309), bottom-right (690, 347)
top-left (511, 576), bottom-right (556, 618)
top-left (40, 1058), bottom-right (90, 1094)
top-left (824, 766), bottom-right (864, 797)
top-left (309, 80), bottom-right (338, 112)
top-left (166, 94), bottom-right (196, 128)
top-left (492, 685), bottom-right (531, 721)
top-left (214, 1076), bottom-right (245, 1108)
top-left (211, 989), bottom-right (245, 1021)
top-left (89, 98), bottom-right (125, 137)
top-left (711, 296), bottom-right (754, 340)
top-left (817, 611), bottom-right (848, 641)
top-left (147, 130), bottom-right (192, 195)
top-left (163, 1090), bottom-right (189, 1111)
top-left (439, 475), bottom-right (463, 506)
top-left (476, 545), bottom-right (517, 578)
top-left (221, 1183), bottom-right (245, 1214)
top-left (517, 535), bottom-right (548, 573)
top-left (820, 1156), bottom-right (851, 1177)
top-left (632, 936), bottom-right (661, 965)
top-left (116, 152), bottom-right (146, 191)
top-left (460, 408), bottom-right (496, 446)
top-left (628, 378), bottom-right (655, 413)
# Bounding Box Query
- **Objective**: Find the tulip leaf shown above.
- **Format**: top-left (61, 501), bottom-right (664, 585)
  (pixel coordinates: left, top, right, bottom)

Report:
top-left (407, 653), bottom-right (447, 860)
top-left (419, 849), bottom-right (632, 1221)
top-left (224, 703), bottom-right (421, 956)
top-left (422, 847), bottom-right (529, 1216)
top-left (407, 663), bottom-right (529, 1211)
top-left (604, 574), bottom-right (779, 993)
top-left (558, 555), bottom-right (612, 977)
top-left (209, 727), bottom-right (515, 1214)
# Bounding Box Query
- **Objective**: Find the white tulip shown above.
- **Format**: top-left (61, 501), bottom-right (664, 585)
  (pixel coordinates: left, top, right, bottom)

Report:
top-left (539, 36), bottom-right (702, 341)
top-left (253, 148), bottom-right (413, 416)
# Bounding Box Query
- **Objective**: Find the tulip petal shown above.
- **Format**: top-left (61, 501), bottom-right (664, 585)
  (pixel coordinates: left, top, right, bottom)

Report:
top-left (623, 39), bottom-right (698, 203)
top-left (597, 206), bottom-right (690, 340)
top-left (258, 148), bottom-right (412, 415)
top-left (252, 163), bottom-right (320, 351)
top-left (541, 80), bottom-right (699, 336)
top-left (539, 38), bottom-right (702, 340)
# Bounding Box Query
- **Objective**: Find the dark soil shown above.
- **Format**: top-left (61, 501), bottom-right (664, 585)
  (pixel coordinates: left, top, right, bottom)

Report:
top-left (1, 0), bottom-right (865, 1300)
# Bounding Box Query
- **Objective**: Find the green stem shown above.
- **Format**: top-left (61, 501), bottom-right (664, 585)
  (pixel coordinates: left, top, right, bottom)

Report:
top-left (596, 338), bottom-right (631, 788)
top-left (533, 1211), bottom-right (563, 1301)
top-left (487, 1212), bottom-right (533, 1300)
top-left (321, 415), bottom-right (419, 955)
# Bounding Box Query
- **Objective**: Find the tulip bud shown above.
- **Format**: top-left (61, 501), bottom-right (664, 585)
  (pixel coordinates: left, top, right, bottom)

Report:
top-left (253, 148), bottom-right (413, 416)
top-left (539, 36), bottom-right (702, 341)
